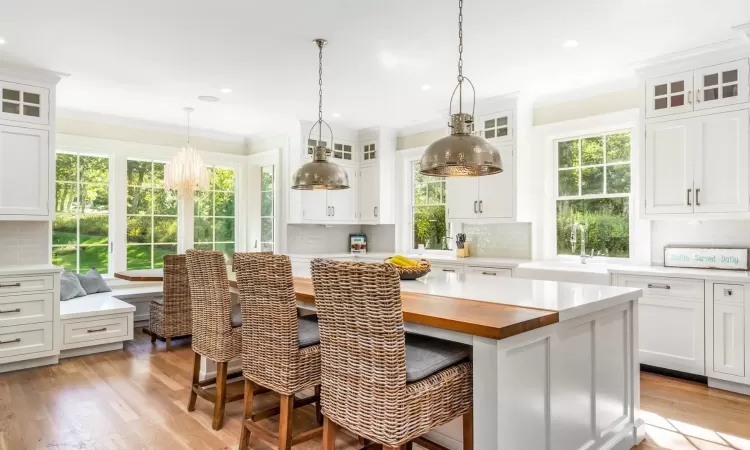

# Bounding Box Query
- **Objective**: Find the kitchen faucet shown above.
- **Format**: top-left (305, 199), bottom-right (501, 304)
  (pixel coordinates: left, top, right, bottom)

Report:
top-left (570, 222), bottom-right (593, 264)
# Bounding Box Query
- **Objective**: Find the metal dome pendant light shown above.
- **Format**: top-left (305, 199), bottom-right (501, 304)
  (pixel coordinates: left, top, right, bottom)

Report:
top-left (420, 0), bottom-right (503, 177)
top-left (291, 39), bottom-right (350, 190)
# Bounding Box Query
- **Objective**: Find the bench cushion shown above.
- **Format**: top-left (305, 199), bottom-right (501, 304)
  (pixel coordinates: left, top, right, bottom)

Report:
top-left (298, 315), bottom-right (320, 348)
top-left (405, 334), bottom-right (471, 383)
top-left (232, 304), bottom-right (242, 328)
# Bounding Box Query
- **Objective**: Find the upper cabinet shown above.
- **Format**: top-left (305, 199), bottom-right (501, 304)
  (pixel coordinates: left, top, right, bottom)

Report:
top-left (478, 110), bottom-right (513, 143)
top-left (645, 59), bottom-right (749, 119)
top-left (0, 64), bottom-right (62, 221)
top-left (447, 144), bottom-right (514, 221)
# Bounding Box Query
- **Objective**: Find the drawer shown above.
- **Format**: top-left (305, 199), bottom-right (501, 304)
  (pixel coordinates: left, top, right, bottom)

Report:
top-left (0, 322), bottom-right (53, 360)
top-left (0, 292), bottom-right (53, 326)
top-left (466, 266), bottom-right (512, 277)
top-left (431, 263), bottom-right (465, 274)
top-left (713, 283), bottom-right (744, 305)
top-left (63, 315), bottom-right (130, 346)
top-left (0, 274), bottom-right (54, 295)
top-left (617, 275), bottom-right (704, 300)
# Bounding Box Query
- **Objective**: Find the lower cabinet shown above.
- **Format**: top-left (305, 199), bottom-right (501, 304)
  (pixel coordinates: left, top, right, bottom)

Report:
top-left (710, 283), bottom-right (746, 379)
top-left (466, 266), bottom-right (512, 277)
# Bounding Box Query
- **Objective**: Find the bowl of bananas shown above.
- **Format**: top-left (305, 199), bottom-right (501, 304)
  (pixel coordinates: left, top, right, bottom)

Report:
top-left (384, 255), bottom-right (432, 280)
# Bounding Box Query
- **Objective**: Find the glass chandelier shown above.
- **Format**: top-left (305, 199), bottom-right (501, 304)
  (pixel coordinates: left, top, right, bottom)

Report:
top-left (164, 107), bottom-right (210, 199)
top-left (420, 0), bottom-right (503, 177)
top-left (291, 39), bottom-right (350, 190)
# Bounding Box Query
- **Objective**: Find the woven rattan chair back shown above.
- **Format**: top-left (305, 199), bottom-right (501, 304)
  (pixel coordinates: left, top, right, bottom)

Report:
top-left (234, 252), bottom-right (307, 394)
top-left (161, 254), bottom-right (191, 333)
top-left (186, 249), bottom-right (235, 361)
top-left (311, 259), bottom-right (407, 423)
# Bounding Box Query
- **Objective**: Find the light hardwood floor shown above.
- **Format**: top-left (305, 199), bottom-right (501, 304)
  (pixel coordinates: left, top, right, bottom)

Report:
top-left (0, 331), bottom-right (748, 450)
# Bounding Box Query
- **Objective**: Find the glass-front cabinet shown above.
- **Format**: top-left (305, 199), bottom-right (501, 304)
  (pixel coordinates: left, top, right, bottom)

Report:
top-left (478, 110), bottom-right (513, 143)
top-left (331, 139), bottom-right (354, 164)
top-left (361, 139), bottom-right (377, 165)
top-left (694, 60), bottom-right (749, 110)
top-left (0, 80), bottom-right (50, 125)
top-left (645, 71), bottom-right (694, 118)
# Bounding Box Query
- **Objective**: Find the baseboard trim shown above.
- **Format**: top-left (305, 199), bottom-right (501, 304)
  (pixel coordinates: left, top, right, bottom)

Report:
top-left (0, 355), bottom-right (58, 374)
top-left (708, 377), bottom-right (750, 395)
top-left (641, 364), bottom-right (708, 384)
top-left (60, 342), bottom-right (124, 359)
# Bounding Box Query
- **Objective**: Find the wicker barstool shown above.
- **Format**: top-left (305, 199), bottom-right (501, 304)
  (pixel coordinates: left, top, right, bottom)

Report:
top-left (147, 254), bottom-right (191, 351)
top-left (185, 249), bottom-right (243, 430)
top-left (311, 259), bottom-right (474, 450)
top-left (234, 252), bottom-right (323, 450)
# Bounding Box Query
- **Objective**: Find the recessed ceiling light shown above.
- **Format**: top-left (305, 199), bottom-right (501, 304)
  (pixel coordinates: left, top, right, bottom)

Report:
top-left (220, 88), bottom-right (232, 94)
top-left (331, 112), bottom-right (341, 118)
top-left (197, 95), bottom-right (220, 102)
top-left (0, 38), bottom-right (5, 45)
top-left (562, 40), bottom-right (579, 49)
top-left (421, 84), bottom-right (432, 91)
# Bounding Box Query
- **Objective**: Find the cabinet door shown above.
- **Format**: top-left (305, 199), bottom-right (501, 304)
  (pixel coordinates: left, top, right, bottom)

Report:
top-left (692, 109), bottom-right (749, 213)
top-left (331, 139), bottom-right (355, 166)
top-left (638, 296), bottom-right (705, 375)
top-left (301, 191), bottom-right (329, 222)
top-left (0, 81), bottom-right (50, 125)
top-left (478, 145), bottom-right (514, 218)
top-left (0, 126), bottom-right (49, 217)
top-left (713, 303), bottom-right (745, 377)
top-left (329, 166), bottom-right (357, 222)
top-left (645, 119), bottom-right (694, 214)
top-left (478, 110), bottom-right (513, 143)
top-left (361, 139), bottom-right (377, 166)
top-left (694, 60), bottom-right (750, 111)
top-left (446, 177), bottom-right (478, 219)
top-left (645, 72), bottom-right (694, 118)
top-left (466, 266), bottom-right (512, 277)
top-left (359, 165), bottom-right (378, 222)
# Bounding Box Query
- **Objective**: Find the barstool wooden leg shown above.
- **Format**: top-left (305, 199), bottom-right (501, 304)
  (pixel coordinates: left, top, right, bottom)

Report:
top-left (277, 394), bottom-right (295, 450)
top-left (462, 408), bottom-right (473, 450)
top-left (239, 379), bottom-right (255, 450)
top-left (165, 337), bottom-right (171, 351)
top-left (314, 385), bottom-right (323, 425)
top-left (212, 362), bottom-right (228, 430)
top-left (322, 416), bottom-right (338, 450)
top-left (405, 443), bottom-right (414, 450)
top-left (151, 332), bottom-right (157, 343)
top-left (187, 352), bottom-right (200, 412)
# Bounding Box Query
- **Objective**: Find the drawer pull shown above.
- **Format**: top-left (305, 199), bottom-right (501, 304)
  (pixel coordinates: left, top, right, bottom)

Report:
top-left (482, 271), bottom-right (497, 276)
top-left (647, 283), bottom-right (671, 290)
top-left (87, 328), bottom-right (107, 333)
top-left (0, 283), bottom-right (21, 288)
top-left (0, 338), bottom-right (20, 345)
top-left (442, 269), bottom-right (456, 273)
top-left (724, 289), bottom-right (733, 296)
top-left (0, 308), bottom-right (21, 314)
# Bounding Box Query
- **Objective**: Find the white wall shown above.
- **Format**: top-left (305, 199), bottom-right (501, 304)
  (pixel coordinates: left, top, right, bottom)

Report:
top-left (651, 220), bottom-right (750, 265)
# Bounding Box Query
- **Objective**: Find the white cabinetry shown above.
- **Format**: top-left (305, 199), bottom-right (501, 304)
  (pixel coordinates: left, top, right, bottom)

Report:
top-left (466, 266), bottom-right (512, 277)
top-left (645, 109), bottom-right (749, 216)
top-left (0, 65), bottom-right (61, 221)
top-left (614, 274), bottom-right (705, 375)
top-left (712, 284), bottom-right (745, 377)
top-left (300, 166), bottom-right (357, 223)
top-left (446, 144), bottom-right (514, 220)
top-left (357, 128), bottom-right (396, 224)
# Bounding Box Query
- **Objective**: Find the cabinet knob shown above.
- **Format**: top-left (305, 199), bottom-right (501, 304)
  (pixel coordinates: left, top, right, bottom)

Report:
top-left (724, 289), bottom-right (733, 296)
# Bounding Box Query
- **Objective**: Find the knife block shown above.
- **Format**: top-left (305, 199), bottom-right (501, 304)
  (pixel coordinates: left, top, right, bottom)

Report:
top-left (456, 247), bottom-right (470, 258)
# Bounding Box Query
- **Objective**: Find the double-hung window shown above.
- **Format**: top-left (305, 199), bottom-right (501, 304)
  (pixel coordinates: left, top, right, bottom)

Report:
top-left (194, 166), bottom-right (236, 261)
top-left (411, 161), bottom-right (448, 250)
top-left (555, 131), bottom-right (632, 258)
top-left (52, 152), bottom-right (110, 273)
top-left (260, 165), bottom-right (275, 252)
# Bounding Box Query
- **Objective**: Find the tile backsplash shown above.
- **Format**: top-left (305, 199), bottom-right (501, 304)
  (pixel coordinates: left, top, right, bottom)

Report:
top-left (0, 221), bottom-right (49, 266)
top-left (286, 224), bottom-right (396, 255)
top-left (650, 220), bottom-right (750, 264)
top-left (462, 222), bottom-right (532, 259)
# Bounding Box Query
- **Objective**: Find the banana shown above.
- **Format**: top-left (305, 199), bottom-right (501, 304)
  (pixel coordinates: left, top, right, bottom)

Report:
top-left (390, 255), bottom-right (419, 267)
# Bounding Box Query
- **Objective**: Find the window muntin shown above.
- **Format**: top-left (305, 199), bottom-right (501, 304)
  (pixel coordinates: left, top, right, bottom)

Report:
top-left (194, 167), bottom-right (236, 262)
top-left (260, 165), bottom-right (274, 252)
top-left (411, 162), bottom-right (448, 251)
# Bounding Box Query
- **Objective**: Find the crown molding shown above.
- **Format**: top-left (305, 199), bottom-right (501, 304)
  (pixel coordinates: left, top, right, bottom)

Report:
top-left (734, 23), bottom-right (750, 41)
top-left (0, 62), bottom-right (68, 85)
top-left (631, 37), bottom-right (748, 72)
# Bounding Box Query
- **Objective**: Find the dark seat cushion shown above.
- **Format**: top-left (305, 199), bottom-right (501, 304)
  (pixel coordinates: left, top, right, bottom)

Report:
top-left (231, 304), bottom-right (242, 328)
top-left (405, 333), bottom-right (471, 383)
top-left (298, 315), bottom-right (320, 348)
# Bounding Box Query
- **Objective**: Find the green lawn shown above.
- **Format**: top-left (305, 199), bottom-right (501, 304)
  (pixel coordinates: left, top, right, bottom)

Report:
top-left (52, 233), bottom-right (177, 272)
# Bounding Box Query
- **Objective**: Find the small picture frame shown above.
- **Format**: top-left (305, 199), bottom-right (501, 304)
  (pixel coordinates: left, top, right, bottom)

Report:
top-left (664, 246), bottom-right (749, 271)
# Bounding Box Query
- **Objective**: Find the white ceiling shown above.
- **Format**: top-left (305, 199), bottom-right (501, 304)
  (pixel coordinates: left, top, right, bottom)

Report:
top-left (1, 0), bottom-right (749, 138)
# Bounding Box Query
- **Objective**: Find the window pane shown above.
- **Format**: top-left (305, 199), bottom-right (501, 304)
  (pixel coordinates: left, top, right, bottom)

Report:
top-left (412, 205), bottom-right (447, 250)
top-left (127, 216), bottom-right (151, 244)
top-left (80, 246), bottom-right (108, 273)
top-left (214, 168), bottom-right (235, 191)
top-left (261, 218), bottom-right (274, 242)
top-left (581, 137), bottom-right (603, 165)
top-left (558, 169), bottom-right (579, 196)
top-left (127, 245), bottom-right (152, 270)
top-left (153, 188), bottom-right (177, 215)
top-left (52, 246), bottom-right (77, 272)
top-left (215, 218), bottom-right (235, 242)
top-left (194, 243), bottom-right (213, 251)
top-left (427, 183), bottom-right (442, 204)
top-left (606, 133), bottom-right (630, 163)
top-left (79, 215), bottom-right (109, 244)
top-left (260, 243), bottom-right (274, 252)
top-left (194, 217), bottom-right (213, 243)
top-left (654, 84), bottom-right (667, 96)
top-left (56, 154), bottom-right (77, 182)
top-left (606, 165), bottom-right (631, 194)
top-left (55, 183), bottom-right (78, 213)
top-left (261, 167), bottom-right (273, 191)
top-left (194, 191), bottom-right (212, 216)
top-left (556, 198), bottom-right (629, 258)
top-left (79, 156), bottom-right (108, 183)
top-left (152, 162), bottom-right (166, 187)
top-left (670, 80), bottom-right (684, 92)
top-left (154, 245), bottom-right (178, 268)
top-left (127, 187), bottom-right (152, 215)
top-left (558, 140), bottom-right (579, 168)
top-left (214, 191), bottom-right (234, 216)
top-left (127, 160), bottom-right (152, 186)
top-left (215, 243), bottom-right (235, 263)
top-left (52, 213), bottom-right (77, 245)
top-left (414, 183), bottom-right (428, 205)
top-left (154, 217), bottom-right (178, 243)
top-left (80, 184), bottom-right (109, 213)
top-left (581, 167), bottom-right (604, 195)
top-left (261, 191), bottom-right (273, 216)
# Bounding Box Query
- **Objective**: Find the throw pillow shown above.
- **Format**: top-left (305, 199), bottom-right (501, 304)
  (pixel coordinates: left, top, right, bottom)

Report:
top-left (60, 271), bottom-right (87, 301)
top-left (75, 268), bottom-right (112, 295)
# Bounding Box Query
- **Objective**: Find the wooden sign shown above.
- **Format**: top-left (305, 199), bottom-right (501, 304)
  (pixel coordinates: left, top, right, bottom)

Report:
top-left (664, 246), bottom-right (749, 271)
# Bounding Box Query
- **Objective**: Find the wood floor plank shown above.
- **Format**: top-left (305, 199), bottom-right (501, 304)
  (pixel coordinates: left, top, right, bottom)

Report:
top-left (0, 333), bottom-right (748, 449)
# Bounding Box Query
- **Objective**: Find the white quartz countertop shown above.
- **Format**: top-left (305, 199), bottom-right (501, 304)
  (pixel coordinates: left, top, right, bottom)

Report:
top-left (287, 253), bottom-right (528, 267)
top-left (403, 272), bottom-right (641, 321)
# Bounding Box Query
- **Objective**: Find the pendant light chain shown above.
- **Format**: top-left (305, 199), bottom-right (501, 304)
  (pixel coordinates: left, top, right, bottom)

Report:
top-left (317, 40), bottom-right (324, 141)
top-left (457, 0), bottom-right (464, 114)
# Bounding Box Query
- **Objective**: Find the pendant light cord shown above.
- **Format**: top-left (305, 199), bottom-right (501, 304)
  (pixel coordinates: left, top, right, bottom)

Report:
top-left (318, 40), bottom-right (324, 141)
top-left (457, 0), bottom-right (464, 114)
